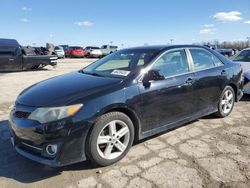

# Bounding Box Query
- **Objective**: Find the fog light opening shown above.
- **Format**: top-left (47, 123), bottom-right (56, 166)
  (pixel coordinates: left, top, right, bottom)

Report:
top-left (46, 144), bottom-right (58, 156)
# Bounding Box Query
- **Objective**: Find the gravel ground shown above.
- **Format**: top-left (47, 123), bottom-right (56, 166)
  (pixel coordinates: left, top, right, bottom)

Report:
top-left (0, 58), bottom-right (250, 188)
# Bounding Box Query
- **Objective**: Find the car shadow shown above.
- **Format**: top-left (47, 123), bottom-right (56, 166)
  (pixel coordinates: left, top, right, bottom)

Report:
top-left (0, 120), bottom-right (96, 184)
top-left (0, 68), bottom-right (50, 74)
top-left (241, 94), bottom-right (250, 101)
top-left (0, 67), bottom-right (53, 75)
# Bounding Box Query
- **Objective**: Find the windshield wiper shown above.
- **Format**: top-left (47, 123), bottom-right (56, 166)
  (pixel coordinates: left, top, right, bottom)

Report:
top-left (81, 70), bottom-right (104, 77)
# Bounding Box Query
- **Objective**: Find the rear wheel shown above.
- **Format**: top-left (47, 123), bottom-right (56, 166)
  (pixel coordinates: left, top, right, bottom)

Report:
top-left (87, 112), bottom-right (134, 166)
top-left (215, 86), bottom-right (235, 117)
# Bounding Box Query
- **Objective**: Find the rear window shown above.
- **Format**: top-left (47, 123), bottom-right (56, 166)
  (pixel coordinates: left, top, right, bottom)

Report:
top-left (71, 47), bottom-right (83, 50)
top-left (86, 47), bottom-right (100, 50)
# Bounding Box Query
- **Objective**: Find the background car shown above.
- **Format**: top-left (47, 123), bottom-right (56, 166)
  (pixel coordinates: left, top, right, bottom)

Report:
top-left (54, 46), bottom-right (65, 58)
top-left (59, 45), bottom-right (70, 57)
top-left (0, 38), bottom-right (57, 71)
top-left (100, 45), bottom-right (118, 56)
top-left (66, 46), bottom-right (86, 58)
top-left (232, 48), bottom-right (250, 94)
top-left (85, 46), bottom-right (102, 58)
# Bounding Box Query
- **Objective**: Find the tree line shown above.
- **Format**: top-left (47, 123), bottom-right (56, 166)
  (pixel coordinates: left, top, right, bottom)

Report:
top-left (193, 40), bottom-right (250, 50)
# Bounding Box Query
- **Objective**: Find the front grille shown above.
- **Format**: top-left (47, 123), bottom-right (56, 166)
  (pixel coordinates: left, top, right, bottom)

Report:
top-left (14, 111), bottom-right (31, 119)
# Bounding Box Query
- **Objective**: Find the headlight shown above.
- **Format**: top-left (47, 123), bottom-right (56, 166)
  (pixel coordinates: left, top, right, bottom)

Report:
top-left (28, 104), bottom-right (83, 123)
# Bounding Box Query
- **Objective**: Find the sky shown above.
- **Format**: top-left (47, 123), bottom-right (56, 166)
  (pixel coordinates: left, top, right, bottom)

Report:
top-left (0, 0), bottom-right (250, 47)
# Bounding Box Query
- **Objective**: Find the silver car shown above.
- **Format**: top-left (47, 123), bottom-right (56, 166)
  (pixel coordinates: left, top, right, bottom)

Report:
top-left (232, 48), bottom-right (250, 94)
top-left (54, 46), bottom-right (65, 58)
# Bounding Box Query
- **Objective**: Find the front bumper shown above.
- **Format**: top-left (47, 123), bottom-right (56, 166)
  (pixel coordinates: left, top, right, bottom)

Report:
top-left (9, 103), bottom-right (91, 167)
top-left (71, 53), bottom-right (84, 57)
top-left (90, 52), bottom-right (102, 58)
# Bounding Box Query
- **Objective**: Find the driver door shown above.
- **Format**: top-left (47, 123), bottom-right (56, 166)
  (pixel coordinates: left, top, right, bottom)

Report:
top-left (0, 46), bottom-right (22, 71)
top-left (138, 49), bottom-right (196, 133)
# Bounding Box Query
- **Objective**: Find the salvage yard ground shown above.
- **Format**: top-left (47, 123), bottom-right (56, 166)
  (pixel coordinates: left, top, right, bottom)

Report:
top-left (0, 58), bottom-right (250, 188)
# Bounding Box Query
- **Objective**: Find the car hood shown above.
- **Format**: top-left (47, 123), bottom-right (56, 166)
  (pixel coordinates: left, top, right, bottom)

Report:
top-left (17, 71), bottom-right (122, 107)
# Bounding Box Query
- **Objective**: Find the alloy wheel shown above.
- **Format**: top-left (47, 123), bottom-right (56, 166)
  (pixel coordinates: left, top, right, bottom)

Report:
top-left (97, 120), bottom-right (130, 160)
top-left (221, 89), bottom-right (234, 114)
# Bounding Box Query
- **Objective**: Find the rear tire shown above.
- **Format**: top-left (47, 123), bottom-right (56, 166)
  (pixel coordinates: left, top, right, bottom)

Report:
top-left (214, 86), bottom-right (235, 118)
top-left (87, 112), bottom-right (134, 166)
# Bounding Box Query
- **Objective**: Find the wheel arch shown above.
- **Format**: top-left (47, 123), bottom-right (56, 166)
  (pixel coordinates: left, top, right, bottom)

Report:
top-left (98, 105), bottom-right (142, 142)
top-left (227, 83), bottom-right (238, 102)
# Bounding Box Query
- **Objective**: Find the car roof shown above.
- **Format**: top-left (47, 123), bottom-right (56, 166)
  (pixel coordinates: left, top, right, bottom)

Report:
top-left (70, 46), bottom-right (83, 48)
top-left (0, 38), bottom-right (19, 47)
top-left (122, 45), bottom-right (210, 51)
top-left (241, 48), bottom-right (250, 51)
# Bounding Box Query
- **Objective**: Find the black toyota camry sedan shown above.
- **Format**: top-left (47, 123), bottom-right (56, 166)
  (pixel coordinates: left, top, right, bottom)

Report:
top-left (9, 45), bottom-right (243, 167)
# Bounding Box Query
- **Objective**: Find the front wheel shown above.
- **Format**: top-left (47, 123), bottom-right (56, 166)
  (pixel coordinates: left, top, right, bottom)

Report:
top-left (214, 86), bottom-right (235, 118)
top-left (87, 112), bottom-right (134, 166)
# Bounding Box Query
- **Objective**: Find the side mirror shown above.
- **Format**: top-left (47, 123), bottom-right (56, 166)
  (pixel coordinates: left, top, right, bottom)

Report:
top-left (142, 69), bottom-right (165, 84)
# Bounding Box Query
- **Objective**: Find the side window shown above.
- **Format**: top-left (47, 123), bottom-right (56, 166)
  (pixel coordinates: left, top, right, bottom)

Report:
top-left (0, 47), bottom-right (16, 57)
top-left (189, 49), bottom-right (216, 71)
top-left (213, 55), bottom-right (224, 66)
top-left (151, 49), bottom-right (189, 77)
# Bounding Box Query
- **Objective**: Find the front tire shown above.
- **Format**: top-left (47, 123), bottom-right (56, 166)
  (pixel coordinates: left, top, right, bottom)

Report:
top-left (87, 112), bottom-right (134, 166)
top-left (215, 86), bottom-right (235, 118)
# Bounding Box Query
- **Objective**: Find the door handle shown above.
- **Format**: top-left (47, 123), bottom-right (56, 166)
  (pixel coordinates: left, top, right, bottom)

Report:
top-left (9, 58), bottom-right (14, 61)
top-left (178, 78), bottom-right (194, 88)
top-left (185, 78), bottom-right (194, 85)
top-left (221, 70), bottom-right (227, 76)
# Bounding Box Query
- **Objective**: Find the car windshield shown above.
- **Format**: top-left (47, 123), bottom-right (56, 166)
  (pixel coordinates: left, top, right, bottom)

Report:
top-left (232, 50), bottom-right (250, 62)
top-left (82, 49), bottom-right (158, 78)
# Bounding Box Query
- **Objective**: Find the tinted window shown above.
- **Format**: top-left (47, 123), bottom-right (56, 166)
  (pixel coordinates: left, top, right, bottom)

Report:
top-left (213, 55), bottom-right (224, 66)
top-left (71, 47), bottom-right (82, 50)
top-left (0, 46), bottom-right (17, 56)
top-left (151, 49), bottom-right (189, 77)
top-left (232, 50), bottom-right (250, 62)
top-left (86, 47), bottom-right (99, 50)
top-left (189, 49), bottom-right (215, 71)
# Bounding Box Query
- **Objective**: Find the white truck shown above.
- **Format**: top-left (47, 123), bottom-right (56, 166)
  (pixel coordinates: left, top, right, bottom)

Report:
top-left (100, 45), bottom-right (118, 56)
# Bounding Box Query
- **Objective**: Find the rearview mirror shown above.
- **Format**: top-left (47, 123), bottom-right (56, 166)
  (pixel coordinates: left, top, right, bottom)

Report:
top-left (142, 69), bottom-right (165, 83)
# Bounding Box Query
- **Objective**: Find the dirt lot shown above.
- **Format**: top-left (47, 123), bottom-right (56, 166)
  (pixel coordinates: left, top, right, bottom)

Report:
top-left (0, 58), bottom-right (250, 188)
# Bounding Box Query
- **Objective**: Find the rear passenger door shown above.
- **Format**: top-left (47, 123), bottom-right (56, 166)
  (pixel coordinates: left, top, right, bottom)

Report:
top-left (187, 48), bottom-right (228, 114)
